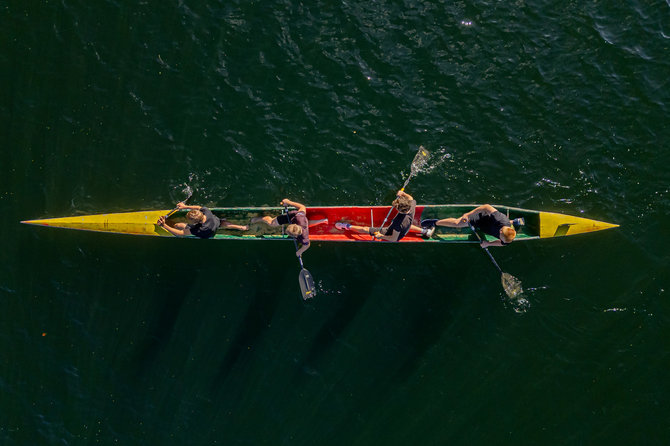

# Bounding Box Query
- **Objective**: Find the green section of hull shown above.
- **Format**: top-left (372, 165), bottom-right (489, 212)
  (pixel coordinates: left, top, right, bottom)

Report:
top-left (418, 205), bottom-right (541, 243)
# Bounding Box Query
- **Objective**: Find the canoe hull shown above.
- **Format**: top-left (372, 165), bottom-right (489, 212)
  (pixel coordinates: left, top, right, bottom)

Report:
top-left (22, 210), bottom-right (169, 236)
top-left (21, 205), bottom-right (618, 243)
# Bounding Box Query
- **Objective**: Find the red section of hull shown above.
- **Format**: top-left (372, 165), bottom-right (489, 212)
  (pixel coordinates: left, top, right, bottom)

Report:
top-left (305, 206), bottom-right (427, 243)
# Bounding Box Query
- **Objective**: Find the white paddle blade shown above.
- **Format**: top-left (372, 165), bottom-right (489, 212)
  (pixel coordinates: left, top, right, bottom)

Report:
top-left (410, 146), bottom-right (430, 174)
top-left (299, 269), bottom-right (316, 300)
top-left (501, 273), bottom-right (523, 299)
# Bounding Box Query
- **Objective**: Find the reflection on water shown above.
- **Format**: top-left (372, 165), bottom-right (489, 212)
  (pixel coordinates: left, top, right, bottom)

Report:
top-left (5, 0), bottom-right (666, 443)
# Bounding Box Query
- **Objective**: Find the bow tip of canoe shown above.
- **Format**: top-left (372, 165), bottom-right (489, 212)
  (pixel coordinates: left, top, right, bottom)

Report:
top-left (21, 219), bottom-right (49, 226)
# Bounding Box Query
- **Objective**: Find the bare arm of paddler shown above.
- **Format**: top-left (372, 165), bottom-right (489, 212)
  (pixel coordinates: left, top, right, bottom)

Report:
top-left (398, 190), bottom-right (413, 200)
top-left (436, 204), bottom-right (498, 227)
top-left (373, 190), bottom-right (414, 242)
top-left (460, 204), bottom-right (497, 222)
top-left (280, 198), bottom-right (307, 212)
top-left (295, 241), bottom-right (310, 256)
top-left (174, 202), bottom-right (201, 210)
top-left (156, 215), bottom-right (192, 236)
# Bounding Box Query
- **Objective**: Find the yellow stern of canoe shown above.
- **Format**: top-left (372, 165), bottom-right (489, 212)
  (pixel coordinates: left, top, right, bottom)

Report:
top-left (539, 211), bottom-right (619, 238)
top-left (22, 210), bottom-right (173, 236)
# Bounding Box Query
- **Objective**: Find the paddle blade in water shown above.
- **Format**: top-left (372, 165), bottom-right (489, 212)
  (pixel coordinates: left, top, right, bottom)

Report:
top-left (299, 268), bottom-right (316, 300)
top-left (501, 273), bottom-right (523, 299)
top-left (410, 146), bottom-right (430, 174)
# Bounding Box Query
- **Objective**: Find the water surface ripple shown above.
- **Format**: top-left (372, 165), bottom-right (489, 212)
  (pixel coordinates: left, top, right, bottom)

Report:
top-left (2, 1), bottom-right (669, 444)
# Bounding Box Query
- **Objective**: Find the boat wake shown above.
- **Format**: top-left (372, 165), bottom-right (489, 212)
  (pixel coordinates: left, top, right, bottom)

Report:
top-left (505, 285), bottom-right (550, 314)
top-left (507, 294), bottom-right (531, 314)
top-left (315, 281), bottom-right (344, 297)
top-left (170, 181), bottom-right (195, 203)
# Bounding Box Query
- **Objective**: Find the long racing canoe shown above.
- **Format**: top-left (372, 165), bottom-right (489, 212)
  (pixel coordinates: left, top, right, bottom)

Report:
top-left (21, 205), bottom-right (618, 243)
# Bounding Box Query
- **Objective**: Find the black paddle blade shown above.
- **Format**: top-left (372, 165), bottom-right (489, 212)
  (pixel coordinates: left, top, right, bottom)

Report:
top-left (410, 146), bottom-right (430, 174)
top-left (299, 268), bottom-right (316, 300)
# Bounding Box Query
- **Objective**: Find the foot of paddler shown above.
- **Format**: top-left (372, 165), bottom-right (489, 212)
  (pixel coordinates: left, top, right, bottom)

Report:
top-left (335, 222), bottom-right (351, 230)
top-left (421, 226), bottom-right (435, 238)
top-left (221, 221), bottom-right (248, 231)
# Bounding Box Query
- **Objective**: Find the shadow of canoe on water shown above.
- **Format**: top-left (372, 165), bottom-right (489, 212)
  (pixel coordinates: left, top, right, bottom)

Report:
top-left (209, 284), bottom-right (282, 392)
top-left (132, 276), bottom-right (194, 379)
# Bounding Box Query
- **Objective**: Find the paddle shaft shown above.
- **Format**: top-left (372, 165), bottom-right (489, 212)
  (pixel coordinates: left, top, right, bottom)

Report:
top-left (293, 238), bottom-right (305, 268)
top-left (284, 205), bottom-right (306, 267)
top-left (468, 223), bottom-right (504, 275)
top-left (165, 191), bottom-right (194, 218)
top-left (377, 146), bottom-right (429, 233)
top-left (159, 192), bottom-right (194, 237)
top-left (166, 208), bottom-right (180, 218)
top-left (377, 169), bottom-right (417, 231)
top-left (291, 220), bottom-right (316, 299)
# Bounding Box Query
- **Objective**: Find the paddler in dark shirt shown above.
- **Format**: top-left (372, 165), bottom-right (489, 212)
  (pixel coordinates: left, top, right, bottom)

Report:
top-left (334, 190), bottom-right (429, 241)
top-left (157, 202), bottom-right (247, 238)
top-left (434, 204), bottom-right (516, 247)
top-left (250, 198), bottom-right (311, 256)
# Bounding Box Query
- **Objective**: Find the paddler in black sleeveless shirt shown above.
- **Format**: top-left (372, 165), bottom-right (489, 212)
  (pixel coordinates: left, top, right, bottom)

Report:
top-left (334, 190), bottom-right (429, 241)
top-left (434, 204), bottom-right (516, 247)
top-left (157, 202), bottom-right (247, 238)
top-left (250, 198), bottom-right (311, 256)
top-left (373, 190), bottom-right (418, 241)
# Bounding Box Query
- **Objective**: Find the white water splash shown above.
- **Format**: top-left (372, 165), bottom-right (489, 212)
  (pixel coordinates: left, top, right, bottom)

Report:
top-left (412, 148), bottom-right (453, 176)
top-left (315, 281), bottom-right (344, 296)
top-left (505, 285), bottom-right (550, 314)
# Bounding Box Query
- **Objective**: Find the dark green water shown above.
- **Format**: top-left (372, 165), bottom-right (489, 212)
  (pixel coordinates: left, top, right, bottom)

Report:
top-left (2, 1), bottom-right (669, 444)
